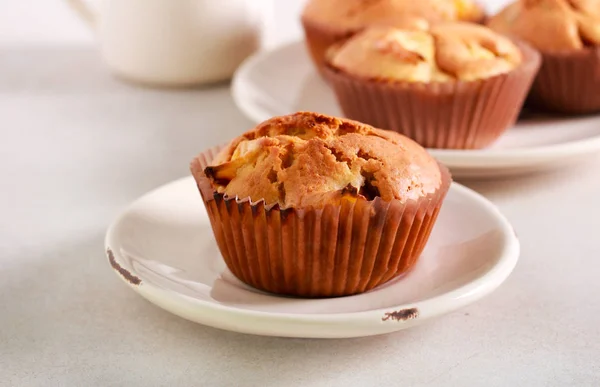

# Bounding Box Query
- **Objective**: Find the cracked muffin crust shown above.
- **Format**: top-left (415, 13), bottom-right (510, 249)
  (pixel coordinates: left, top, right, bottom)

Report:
top-left (487, 0), bottom-right (600, 51)
top-left (301, 0), bottom-right (485, 74)
top-left (202, 112), bottom-right (442, 209)
top-left (327, 23), bottom-right (523, 82)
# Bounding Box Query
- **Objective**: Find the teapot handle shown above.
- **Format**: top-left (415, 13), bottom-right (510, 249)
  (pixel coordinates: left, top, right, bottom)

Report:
top-left (65, 0), bottom-right (96, 28)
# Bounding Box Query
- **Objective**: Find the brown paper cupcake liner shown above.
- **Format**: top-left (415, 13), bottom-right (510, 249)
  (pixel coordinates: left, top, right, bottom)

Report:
top-left (527, 47), bottom-right (600, 115)
top-left (191, 146), bottom-right (451, 298)
top-left (323, 40), bottom-right (541, 150)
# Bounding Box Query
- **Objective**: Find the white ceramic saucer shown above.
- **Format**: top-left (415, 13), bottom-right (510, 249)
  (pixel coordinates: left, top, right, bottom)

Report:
top-left (232, 41), bottom-right (600, 179)
top-left (105, 176), bottom-right (519, 338)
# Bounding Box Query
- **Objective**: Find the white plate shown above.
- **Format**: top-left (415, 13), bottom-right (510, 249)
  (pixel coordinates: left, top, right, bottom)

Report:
top-left (232, 41), bottom-right (600, 179)
top-left (105, 176), bottom-right (519, 338)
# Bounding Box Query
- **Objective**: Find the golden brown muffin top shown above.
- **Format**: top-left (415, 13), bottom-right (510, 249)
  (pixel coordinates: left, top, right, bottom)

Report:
top-left (487, 0), bottom-right (600, 51)
top-left (201, 112), bottom-right (442, 209)
top-left (301, 0), bottom-right (484, 33)
top-left (327, 22), bottom-right (522, 82)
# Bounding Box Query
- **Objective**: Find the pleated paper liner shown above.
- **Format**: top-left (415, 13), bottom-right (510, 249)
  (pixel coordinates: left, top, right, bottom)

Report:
top-left (323, 40), bottom-right (541, 150)
top-left (190, 146), bottom-right (451, 298)
top-left (527, 47), bottom-right (600, 115)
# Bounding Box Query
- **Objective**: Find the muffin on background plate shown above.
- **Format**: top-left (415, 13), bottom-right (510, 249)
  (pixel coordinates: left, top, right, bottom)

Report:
top-left (301, 0), bottom-right (485, 75)
top-left (487, 0), bottom-right (600, 114)
top-left (190, 112), bottom-right (451, 298)
top-left (323, 22), bottom-right (541, 149)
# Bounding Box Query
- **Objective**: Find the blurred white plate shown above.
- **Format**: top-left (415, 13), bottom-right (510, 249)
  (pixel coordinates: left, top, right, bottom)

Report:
top-left (105, 176), bottom-right (519, 338)
top-left (232, 41), bottom-right (600, 179)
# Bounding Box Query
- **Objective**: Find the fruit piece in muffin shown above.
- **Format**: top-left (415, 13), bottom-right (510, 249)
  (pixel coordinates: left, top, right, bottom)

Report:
top-left (202, 112), bottom-right (442, 209)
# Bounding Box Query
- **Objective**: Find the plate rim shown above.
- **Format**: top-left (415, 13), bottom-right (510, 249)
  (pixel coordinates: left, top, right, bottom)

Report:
top-left (104, 176), bottom-right (520, 335)
top-left (231, 40), bottom-right (600, 170)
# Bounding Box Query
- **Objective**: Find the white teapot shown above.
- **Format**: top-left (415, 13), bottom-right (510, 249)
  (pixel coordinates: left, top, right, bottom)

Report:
top-left (66, 0), bottom-right (272, 86)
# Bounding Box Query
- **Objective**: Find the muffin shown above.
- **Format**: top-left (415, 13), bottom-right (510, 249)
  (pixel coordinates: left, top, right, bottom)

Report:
top-left (190, 112), bottom-right (451, 298)
top-left (301, 0), bottom-right (486, 75)
top-left (487, 0), bottom-right (600, 114)
top-left (323, 22), bottom-right (541, 149)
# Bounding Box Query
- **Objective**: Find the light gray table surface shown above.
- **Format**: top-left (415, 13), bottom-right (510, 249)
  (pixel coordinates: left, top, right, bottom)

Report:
top-left (1, 42), bottom-right (599, 386)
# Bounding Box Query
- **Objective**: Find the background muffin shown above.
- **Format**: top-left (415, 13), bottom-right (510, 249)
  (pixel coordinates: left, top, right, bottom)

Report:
top-left (487, 0), bottom-right (600, 114)
top-left (191, 112), bottom-right (451, 298)
top-left (323, 22), bottom-right (540, 149)
top-left (301, 0), bottom-right (485, 75)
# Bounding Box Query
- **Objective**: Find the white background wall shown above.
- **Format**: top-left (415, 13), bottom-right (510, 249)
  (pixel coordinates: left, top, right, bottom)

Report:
top-left (0, 0), bottom-right (509, 46)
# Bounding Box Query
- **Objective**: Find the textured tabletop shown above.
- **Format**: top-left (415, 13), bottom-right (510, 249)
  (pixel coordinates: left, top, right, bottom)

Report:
top-left (1, 41), bottom-right (600, 386)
